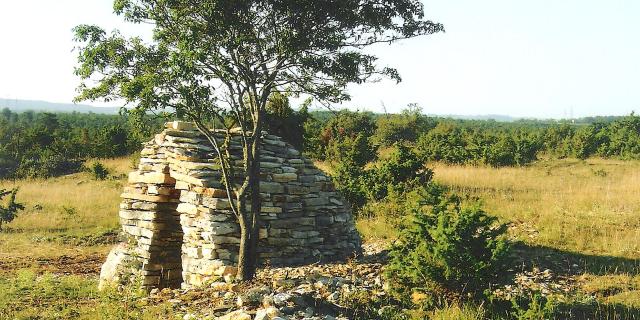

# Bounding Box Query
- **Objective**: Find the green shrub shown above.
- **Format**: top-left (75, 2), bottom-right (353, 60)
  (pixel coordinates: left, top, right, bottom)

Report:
top-left (333, 162), bottom-right (369, 211)
top-left (509, 294), bottom-right (557, 320)
top-left (317, 110), bottom-right (377, 162)
top-left (333, 144), bottom-right (432, 214)
top-left (366, 144), bottom-right (433, 200)
top-left (265, 92), bottom-right (309, 150)
top-left (372, 104), bottom-right (436, 146)
top-left (339, 290), bottom-right (407, 320)
top-left (385, 189), bottom-right (511, 307)
top-left (61, 205), bottom-right (78, 220)
top-left (89, 161), bottom-right (110, 180)
top-left (0, 188), bottom-right (24, 232)
top-left (16, 151), bottom-right (83, 178)
top-left (416, 123), bottom-right (472, 165)
top-left (416, 123), bottom-right (540, 167)
top-left (328, 133), bottom-right (377, 168)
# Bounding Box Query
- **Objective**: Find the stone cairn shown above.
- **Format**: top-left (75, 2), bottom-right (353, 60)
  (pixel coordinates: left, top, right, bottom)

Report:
top-left (100, 121), bottom-right (362, 290)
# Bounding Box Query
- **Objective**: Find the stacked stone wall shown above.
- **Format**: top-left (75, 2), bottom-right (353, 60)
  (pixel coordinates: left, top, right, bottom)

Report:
top-left (111, 141), bottom-right (183, 289)
top-left (100, 121), bottom-right (361, 290)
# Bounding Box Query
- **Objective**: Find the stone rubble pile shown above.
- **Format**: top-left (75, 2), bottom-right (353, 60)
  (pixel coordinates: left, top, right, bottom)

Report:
top-left (493, 267), bottom-right (577, 300)
top-left (142, 242), bottom-right (388, 320)
top-left (100, 121), bottom-right (362, 290)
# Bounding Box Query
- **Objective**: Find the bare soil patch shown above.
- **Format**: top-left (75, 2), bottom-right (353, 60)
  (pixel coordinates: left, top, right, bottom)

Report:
top-left (0, 253), bottom-right (104, 275)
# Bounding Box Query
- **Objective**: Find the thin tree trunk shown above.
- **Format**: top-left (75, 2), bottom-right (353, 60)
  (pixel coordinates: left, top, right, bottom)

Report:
top-left (247, 138), bottom-right (261, 279)
top-left (237, 153), bottom-right (262, 280)
top-left (236, 195), bottom-right (251, 280)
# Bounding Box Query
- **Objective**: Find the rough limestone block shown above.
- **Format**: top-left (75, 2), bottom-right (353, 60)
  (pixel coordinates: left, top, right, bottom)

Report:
top-left (128, 171), bottom-right (176, 185)
top-left (260, 182), bottom-right (285, 194)
top-left (281, 166), bottom-right (297, 173)
top-left (179, 191), bottom-right (203, 204)
top-left (147, 185), bottom-right (174, 196)
top-left (193, 187), bottom-right (227, 197)
top-left (176, 203), bottom-right (199, 215)
top-left (272, 173), bottom-right (298, 182)
top-left (121, 193), bottom-right (176, 203)
top-left (303, 196), bottom-right (328, 207)
top-left (261, 206), bottom-right (282, 213)
top-left (202, 234), bottom-right (241, 244)
top-left (202, 247), bottom-right (218, 259)
top-left (260, 161), bottom-right (281, 169)
top-left (286, 185), bottom-right (308, 194)
top-left (201, 197), bottom-right (232, 210)
top-left (291, 230), bottom-right (320, 238)
top-left (171, 121), bottom-right (195, 131)
top-left (184, 247), bottom-right (202, 259)
top-left (171, 172), bottom-right (209, 187)
top-left (334, 213), bottom-right (349, 222)
top-left (204, 222), bottom-right (239, 235)
top-left (174, 181), bottom-right (190, 190)
top-left (98, 243), bottom-right (130, 290)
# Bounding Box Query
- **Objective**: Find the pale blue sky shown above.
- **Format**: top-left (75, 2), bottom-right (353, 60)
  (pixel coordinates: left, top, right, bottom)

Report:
top-left (1, 0), bottom-right (639, 118)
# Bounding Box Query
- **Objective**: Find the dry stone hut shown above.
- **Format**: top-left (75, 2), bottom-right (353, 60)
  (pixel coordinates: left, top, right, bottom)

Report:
top-left (99, 121), bottom-right (361, 290)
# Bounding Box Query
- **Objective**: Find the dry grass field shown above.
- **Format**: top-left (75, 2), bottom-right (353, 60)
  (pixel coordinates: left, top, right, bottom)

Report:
top-left (0, 158), bottom-right (129, 272)
top-left (431, 158), bottom-right (640, 313)
top-left (353, 157), bottom-right (640, 317)
top-left (433, 158), bottom-right (640, 259)
top-left (0, 156), bottom-right (639, 318)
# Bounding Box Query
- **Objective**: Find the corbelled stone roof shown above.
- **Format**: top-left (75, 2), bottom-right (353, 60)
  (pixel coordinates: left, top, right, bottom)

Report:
top-left (100, 121), bottom-right (362, 290)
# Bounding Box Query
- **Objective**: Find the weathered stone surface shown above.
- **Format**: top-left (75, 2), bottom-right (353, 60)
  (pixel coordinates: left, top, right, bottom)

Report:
top-left (217, 310), bottom-right (252, 320)
top-left (260, 182), bottom-right (285, 194)
top-left (128, 172), bottom-right (176, 184)
top-left (176, 203), bottom-right (198, 215)
top-left (101, 123), bottom-right (362, 291)
top-left (170, 121), bottom-right (195, 131)
top-left (98, 243), bottom-right (130, 290)
top-left (254, 307), bottom-right (282, 320)
top-left (121, 192), bottom-right (176, 203)
top-left (272, 172), bottom-right (298, 182)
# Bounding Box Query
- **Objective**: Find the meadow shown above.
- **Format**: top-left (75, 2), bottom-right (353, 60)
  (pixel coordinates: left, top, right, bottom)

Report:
top-left (435, 158), bottom-right (640, 309)
top-left (359, 157), bottom-right (640, 318)
top-left (1, 157), bottom-right (639, 318)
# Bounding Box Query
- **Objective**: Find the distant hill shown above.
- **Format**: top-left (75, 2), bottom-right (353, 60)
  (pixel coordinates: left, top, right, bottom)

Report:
top-left (0, 98), bottom-right (121, 114)
top-left (428, 114), bottom-right (519, 122)
top-left (0, 99), bottom-right (624, 123)
top-left (309, 109), bottom-right (521, 122)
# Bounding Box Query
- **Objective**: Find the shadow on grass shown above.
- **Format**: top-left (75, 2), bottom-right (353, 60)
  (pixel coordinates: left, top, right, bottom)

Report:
top-left (511, 242), bottom-right (640, 276)
top-left (555, 301), bottom-right (640, 320)
top-left (507, 242), bottom-right (640, 319)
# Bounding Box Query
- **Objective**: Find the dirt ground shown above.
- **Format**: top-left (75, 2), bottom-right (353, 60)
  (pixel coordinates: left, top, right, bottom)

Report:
top-left (0, 253), bottom-right (104, 276)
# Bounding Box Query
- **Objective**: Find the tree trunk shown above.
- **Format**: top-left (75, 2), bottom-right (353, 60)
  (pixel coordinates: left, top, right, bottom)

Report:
top-left (236, 195), bottom-right (252, 280)
top-left (236, 138), bottom-right (262, 281)
top-left (247, 136), bottom-right (262, 279)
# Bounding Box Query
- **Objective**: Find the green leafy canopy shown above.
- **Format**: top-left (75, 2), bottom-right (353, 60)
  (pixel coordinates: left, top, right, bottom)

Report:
top-left (73, 0), bottom-right (444, 119)
top-left (72, 0), bottom-right (443, 280)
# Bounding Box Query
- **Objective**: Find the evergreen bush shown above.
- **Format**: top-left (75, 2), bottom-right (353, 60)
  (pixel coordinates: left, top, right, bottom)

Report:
top-left (385, 188), bottom-right (511, 307)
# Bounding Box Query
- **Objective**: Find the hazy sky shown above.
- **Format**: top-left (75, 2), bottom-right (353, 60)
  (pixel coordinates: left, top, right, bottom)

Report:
top-left (1, 0), bottom-right (639, 118)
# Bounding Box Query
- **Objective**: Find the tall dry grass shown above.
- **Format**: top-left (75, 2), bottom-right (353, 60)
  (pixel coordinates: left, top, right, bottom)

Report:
top-left (0, 158), bottom-right (130, 259)
top-left (431, 158), bottom-right (640, 259)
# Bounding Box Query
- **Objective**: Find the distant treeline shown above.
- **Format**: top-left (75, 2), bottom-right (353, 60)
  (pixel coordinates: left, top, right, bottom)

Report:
top-left (303, 107), bottom-right (640, 167)
top-left (2, 104), bottom-right (640, 179)
top-left (0, 108), bottom-right (161, 179)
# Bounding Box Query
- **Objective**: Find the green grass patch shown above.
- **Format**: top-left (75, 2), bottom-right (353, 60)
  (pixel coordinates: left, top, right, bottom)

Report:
top-left (0, 270), bottom-right (177, 320)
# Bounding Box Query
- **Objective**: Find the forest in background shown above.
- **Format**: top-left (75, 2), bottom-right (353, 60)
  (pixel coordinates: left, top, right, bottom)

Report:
top-left (2, 104), bottom-right (640, 318)
top-left (2, 103), bottom-right (640, 180)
